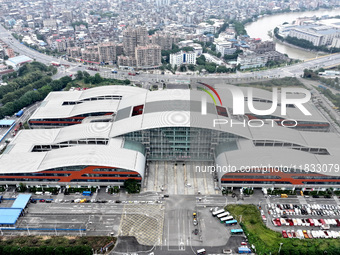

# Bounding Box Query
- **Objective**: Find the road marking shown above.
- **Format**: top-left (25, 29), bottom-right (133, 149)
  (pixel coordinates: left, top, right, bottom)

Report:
top-left (184, 164), bottom-right (188, 195)
top-left (174, 164), bottom-right (177, 195)
top-left (154, 161), bottom-right (158, 191)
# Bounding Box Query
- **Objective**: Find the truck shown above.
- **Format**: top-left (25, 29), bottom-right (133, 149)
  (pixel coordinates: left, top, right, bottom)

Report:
top-left (238, 247), bottom-right (251, 254)
top-left (281, 194), bottom-right (288, 198)
top-left (15, 110), bottom-right (24, 117)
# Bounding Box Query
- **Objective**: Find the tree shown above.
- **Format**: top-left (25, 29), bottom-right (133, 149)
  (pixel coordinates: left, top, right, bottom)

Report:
top-left (82, 71), bottom-right (90, 78)
top-left (211, 44), bottom-right (216, 52)
top-left (124, 179), bottom-right (140, 193)
top-left (216, 65), bottom-right (228, 73)
top-left (179, 65), bottom-right (187, 72)
top-left (196, 55), bottom-right (206, 65)
top-left (75, 70), bottom-right (83, 80)
top-left (216, 52), bottom-right (222, 58)
top-left (205, 63), bottom-right (216, 73)
top-left (93, 73), bottom-right (102, 84)
top-left (187, 64), bottom-right (195, 71)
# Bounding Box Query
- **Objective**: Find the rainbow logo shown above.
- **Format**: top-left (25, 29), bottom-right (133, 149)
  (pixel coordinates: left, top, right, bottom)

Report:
top-left (197, 82), bottom-right (223, 106)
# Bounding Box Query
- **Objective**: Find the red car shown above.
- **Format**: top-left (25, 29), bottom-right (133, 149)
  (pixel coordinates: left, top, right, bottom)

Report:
top-left (39, 199), bottom-right (45, 202)
top-left (282, 230), bottom-right (288, 238)
top-left (241, 242), bottom-right (247, 245)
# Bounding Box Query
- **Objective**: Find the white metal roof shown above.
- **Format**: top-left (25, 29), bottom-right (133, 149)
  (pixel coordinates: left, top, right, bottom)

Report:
top-left (216, 148), bottom-right (340, 179)
top-left (0, 124), bottom-right (145, 177)
top-left (30, 85), bottom-right (148, 119)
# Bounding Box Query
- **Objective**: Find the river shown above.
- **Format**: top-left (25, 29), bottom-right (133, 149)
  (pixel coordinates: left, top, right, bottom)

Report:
top-left (245, 8), bottom-right (340, 60)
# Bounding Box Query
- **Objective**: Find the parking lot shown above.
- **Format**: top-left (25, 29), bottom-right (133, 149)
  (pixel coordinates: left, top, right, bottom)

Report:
top-left (263, 198), bottom-right (340, 239)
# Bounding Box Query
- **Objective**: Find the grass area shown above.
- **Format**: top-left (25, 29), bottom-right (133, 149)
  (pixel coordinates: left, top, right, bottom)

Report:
top-left (236, 77), bottom-right (305, 91)
top-left (227, 204), bottom-right (340, 255)
top-left (0, 236), bottom-right (115, 251)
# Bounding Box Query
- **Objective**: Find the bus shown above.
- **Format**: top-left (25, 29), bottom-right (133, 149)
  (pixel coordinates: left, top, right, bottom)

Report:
top-left (225, 220), bottom-right (237, 226)
top-left (220, 216), bottom-right (233, 222)
top-left (51, 61), bottom-right (60, 66)
top-left (231, 229), bottom-right (243, 235)
top-left (217, 212), bottom-right (229, 219)
top-left (212, 209), bottom-right (225, 217)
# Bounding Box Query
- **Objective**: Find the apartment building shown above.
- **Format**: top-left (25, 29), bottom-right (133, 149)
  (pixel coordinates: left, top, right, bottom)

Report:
top-left (135, 44), bottom-right (161, 68)
top-left (98, 42), bottom-right (123, 64)
top-left (123, 27), bottom-right (148, 57)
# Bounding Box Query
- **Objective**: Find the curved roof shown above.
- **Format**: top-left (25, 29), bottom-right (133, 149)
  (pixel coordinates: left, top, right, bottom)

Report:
top-left (30, 85), bottom-right (148, 120)
top-left (216, 147), bottom-right (340, 179)
top-left (0, 124), bottom-right (146, 177)
top-left (110, 89), bottom-right (253, 139)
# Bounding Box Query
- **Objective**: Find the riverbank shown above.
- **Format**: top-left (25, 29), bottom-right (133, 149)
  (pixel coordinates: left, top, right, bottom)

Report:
top-left (245, 8), bottom-right (340, 60)
top-left (272, 37), bottom-right (327, 59)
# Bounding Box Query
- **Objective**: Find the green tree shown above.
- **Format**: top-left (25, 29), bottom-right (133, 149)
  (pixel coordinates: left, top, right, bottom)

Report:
top-left (83, 71), bottom-right (90, 78)
top-left (187, 64), bottom-right (195, 71)
top-left (93, 73), bottom-right (103, 84)
top-left (124, 179), bottom-right (141, 193)
top-left (75, 70), bottom-right (83, 80)
top-left (196, 55), bottom-right (206, 65)
top-left (179, 65), bottom-right (187, 72)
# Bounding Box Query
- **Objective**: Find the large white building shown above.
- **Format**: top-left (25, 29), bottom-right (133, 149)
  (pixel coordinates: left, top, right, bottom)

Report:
top-left (169, 50), bottom-right (196, 68)
top-left (0, 84), bottom-right (338, 188)
top-left (288, 25), bottom-right (339, 47)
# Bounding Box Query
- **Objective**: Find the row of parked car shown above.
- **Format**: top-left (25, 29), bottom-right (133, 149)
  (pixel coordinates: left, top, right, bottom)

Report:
top-left (282, 229), bottom-right (340, 239)
top-left (267, 203), bottom-right (340, 217)
top-left (273, 217), bottom-right (340, 229)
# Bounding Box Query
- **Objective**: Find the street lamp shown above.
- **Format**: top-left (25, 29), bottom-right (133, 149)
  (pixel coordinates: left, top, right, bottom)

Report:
top-left (278, 243), bottom-right (283, 254)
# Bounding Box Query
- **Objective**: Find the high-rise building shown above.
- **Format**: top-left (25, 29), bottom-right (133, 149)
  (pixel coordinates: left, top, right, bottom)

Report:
top-left (123, 27), bottom-right (148, 58)
top-left (135, 44), bottom-right (161, 68)
top-left (98, 42), bottom-right (123, 64)
top-left (151, 33), bottom-right (180, 50)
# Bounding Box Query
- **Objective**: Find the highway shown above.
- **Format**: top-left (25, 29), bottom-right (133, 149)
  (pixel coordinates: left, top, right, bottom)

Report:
top-left (1, 24), bottom-right (340, 84)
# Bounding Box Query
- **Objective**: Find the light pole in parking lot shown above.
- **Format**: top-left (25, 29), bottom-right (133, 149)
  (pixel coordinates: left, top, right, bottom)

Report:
top-left (278, 243), bottom-right (283, 254)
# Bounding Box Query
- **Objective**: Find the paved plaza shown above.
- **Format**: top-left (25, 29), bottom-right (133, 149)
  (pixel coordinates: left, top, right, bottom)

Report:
top-left (145, 161), bottom-right (219, 195)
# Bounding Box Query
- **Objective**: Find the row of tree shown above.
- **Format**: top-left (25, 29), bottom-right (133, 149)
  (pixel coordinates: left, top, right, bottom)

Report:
top-left (0, 245), bottom-right (92, 255)
top-left (0, 75), bottom-right (71, 119)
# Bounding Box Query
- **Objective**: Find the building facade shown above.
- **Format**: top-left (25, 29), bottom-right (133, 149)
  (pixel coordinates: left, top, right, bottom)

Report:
top-left (135, 44), bottom-right (161, 68)
top-left (1, 84), bottom-right (339, 188)
top-left (123, 26), bottom-right (148, 58)
top-left (170, 50), bottom-right (196, 68)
